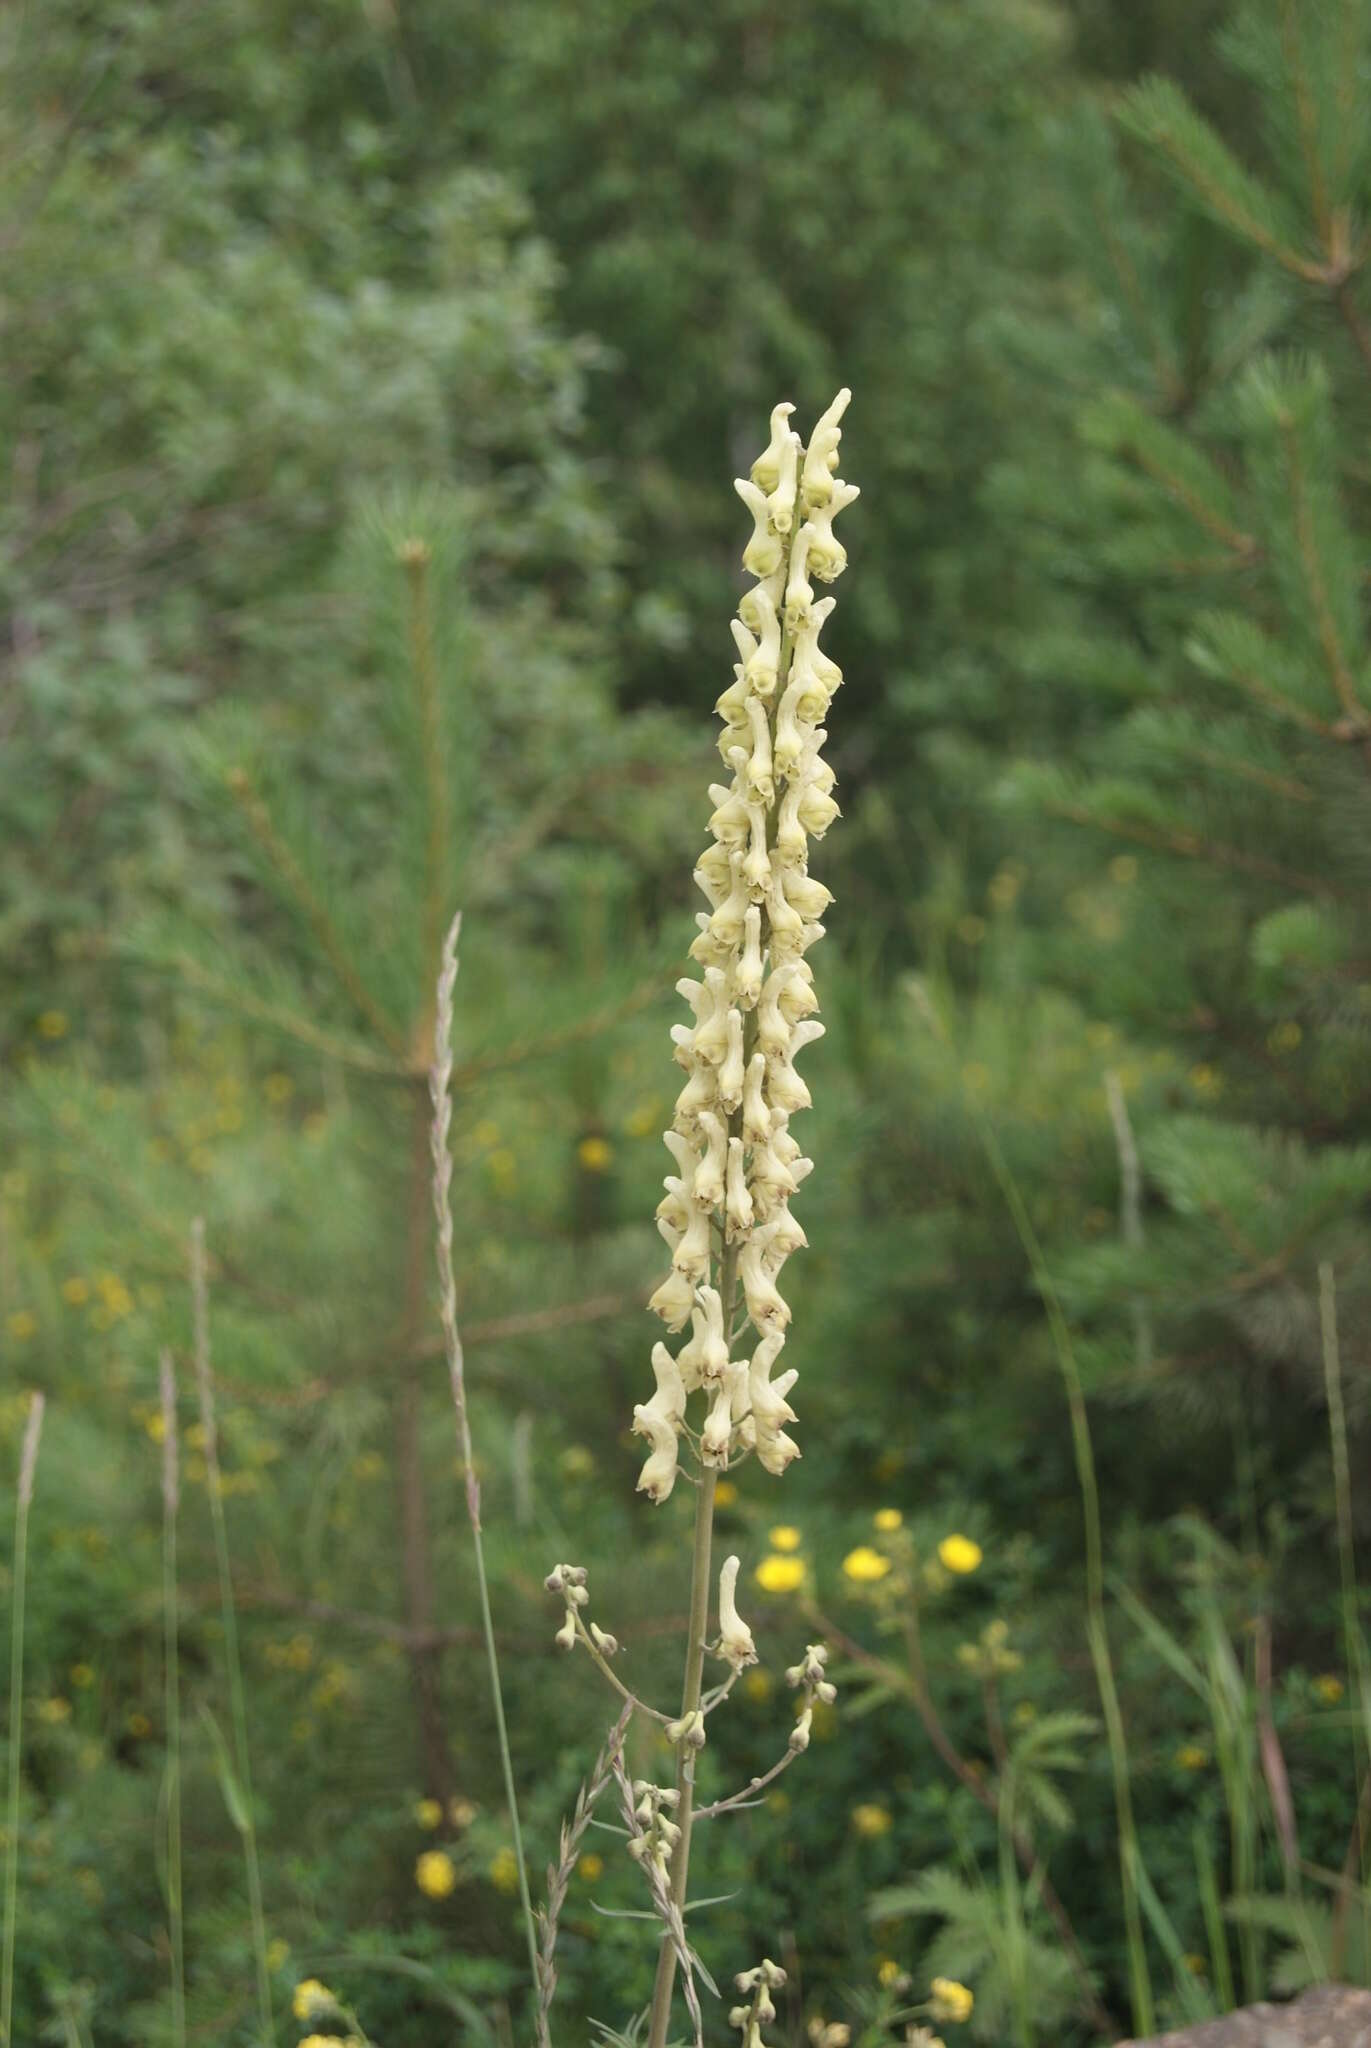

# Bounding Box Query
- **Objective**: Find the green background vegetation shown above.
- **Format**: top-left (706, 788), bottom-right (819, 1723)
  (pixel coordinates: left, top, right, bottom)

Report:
top-left (3, 0), bottom-right (1371, 2041)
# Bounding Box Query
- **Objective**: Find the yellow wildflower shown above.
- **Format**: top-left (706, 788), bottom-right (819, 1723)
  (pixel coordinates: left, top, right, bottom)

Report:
top-left (559, 1445), bottom-right (595, 1480)
top-left (265, 1937), bottom-right (289, 1971)
top-left (851, 1803), bottom-right (893, 1838)
top-left (416, 1849), bottom-right (459, 1899)
top-left (414, 1798), bottom-right (443, 1830)
top-left (577, 1135), bottom-right (613, 1171)
top-left (69, 1664), bottom-right (95, 1691)
top-left (449, 1796), bottom-right (478, 1829)
top-left (929, 1978), bottom-right (974, 2025)
top-left (876, 1957), bottom-right (904, 1987)
top-left (755, 1554), bottom-right (806, 1594)
top-left (61, 1278), bottom-right (89, 1307)
top-left (743, 1669), bottom-right (774, 1703)
top-left (578, 1852), bottom-right (604, 1882)
top-left (145, 1413), bottom-right (166, 1443)
top-left (7, 1311), bottom-right (37, 1342)
top-left (301, 2036), bottom-right (337, 2048)
top-left (292, 1979), bottom-right (334, 2021)
top-left (1188, 1063), bottom-right (1223, 1099)
top-left (714, 1479), bottom-right (739, 1508)
top-left (127, 1712), bottom-right (151, 1738)
top-left (843, 1545), bottom-right (892, 1583)
top-left (768, 1525), bottom-right (802, 1552)
top-left (36, 1011), bottom-right (69, 1039)
top-left (37, 1698), bottom-right (71, 1724)
top-left (1175, 1744), bottom-right (1209, 1771)
top-left (937, 1534), bottom-right (982, 1575)
top-left (488, 1846), bottom-right (518, 1895)
top-left (1313, 1673), bottom-right (1344, 1704)
top-left (873, 1508), bottom-right (903, 1532)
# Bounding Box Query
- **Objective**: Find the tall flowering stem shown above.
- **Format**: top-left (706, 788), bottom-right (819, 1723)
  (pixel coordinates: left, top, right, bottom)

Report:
top-left (638, 392), bottom-right (857, 2048)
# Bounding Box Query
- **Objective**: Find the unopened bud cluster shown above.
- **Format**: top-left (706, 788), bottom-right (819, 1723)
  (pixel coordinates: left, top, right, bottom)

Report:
top-left (636, 393), bottom-right (857, 1505)
top-left (545, 1562), bottom-right (618, 1658)
top-left (730, 1959), bottom-right (788, 2048)
top-left (785, 1642), bottom-right (836, 1753)
top-left (628, 1781), bottom-right (682, 1878)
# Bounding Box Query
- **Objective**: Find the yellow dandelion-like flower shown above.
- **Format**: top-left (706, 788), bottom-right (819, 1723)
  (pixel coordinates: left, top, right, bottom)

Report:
top-left (127, 1712), bottom-right (152, 1739)
top-left (577, 1135), bottom-right (613, 1172)
top-left (559, 1445), bottom-right (595, 1480)
top-left (842, 1545), bottom-right (892, 1583)
top-left (414, 1797), bottom-right (443, 1830)
top-left (928, 1978), bottom-right (974, 2024)
top-left (873, 1507), bottom-right (902, 1532)
top-left (876, 1957), bottom-right (902, 1987)
top-left (7, 1311), bottom-right (37, 1342)
top-left (300, 2036), bottom-right (337, 2048)
top-left (37, 1697), bottom-right (71, 1725)
top-left (488, 1846), bottom-right (518, 1895)
top-left (768, 1524), bottom-right (802, 1552)
top-left (144, 1413), bottom-right (167, 1443)
top-left (265, 1937), bottom-right (289, 1971)
top-left (851, 1802), bottom-right (893, 1837)
top-left (1175, 1744), bottom-right (1209, 1771)
top-left (743, 1669), bottom-right (774, 1703)
top-left (36, 1010), bottom-right (69, 1040)
top-left (416, 1849), bottom-right (459, 1899)
top-left (292, 1979), bottom-right (334, 2021)
top-left (449, 1796), bottom-right (478, 1829)
top-left (61, 1278), bottom-right (89, 1307)
top-left (755, 1554), bottom-right (806, 1594)
top-left (937, 1534), bottom-right (982, 1575)
top-left (1313, 1673), bottom-right (1345, 1704)
top-left (577, 1852), bottom-right (604, 1882)
top-left (714, 1479), bottom-right (739, 1508)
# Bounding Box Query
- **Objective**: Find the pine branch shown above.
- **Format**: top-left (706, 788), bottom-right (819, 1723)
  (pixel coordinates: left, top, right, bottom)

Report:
top-left (1118, 77), bottom-right (1320, 281)
top-left (226, 765), bottom-right (408, 1055)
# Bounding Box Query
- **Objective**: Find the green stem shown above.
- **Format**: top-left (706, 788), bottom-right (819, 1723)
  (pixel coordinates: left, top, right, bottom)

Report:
top-left (647, 1460), bottom-right (720, 2048)
top-left (972, 1108), bottom-right (1155, 2038)
top-left (191, 1223), bottom-right (274, 2047)
top-left (1, 1394), bottom-right (43, 2048)
top-left (160, 1355), bottom-right (186, 2048)
top-left (1319, 1263), bottom-right (1371, 1967)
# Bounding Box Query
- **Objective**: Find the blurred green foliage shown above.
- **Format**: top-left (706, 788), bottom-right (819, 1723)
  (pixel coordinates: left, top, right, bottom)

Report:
top-left (4, 0), bottom-right (1371, 2042)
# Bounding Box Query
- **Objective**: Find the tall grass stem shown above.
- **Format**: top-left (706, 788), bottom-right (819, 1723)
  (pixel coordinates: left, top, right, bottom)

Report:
top-left (1, 1392), bottom-right (44, 2048)
top-left (1318, 1262), bottom-right (1371, 1967)
top-left (922, 1011), bottom-right (1155, 2038)
top-left (190, 1221), bottom-right (275, 2046)
top-left (428, 915), bottom-right (541, 1998)
top-left (160, 1351), bottom-right (186, 2047)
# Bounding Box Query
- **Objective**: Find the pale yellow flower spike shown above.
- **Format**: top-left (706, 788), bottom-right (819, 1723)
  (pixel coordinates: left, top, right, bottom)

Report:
top-left (636, 394), bottom-right (856, 1505)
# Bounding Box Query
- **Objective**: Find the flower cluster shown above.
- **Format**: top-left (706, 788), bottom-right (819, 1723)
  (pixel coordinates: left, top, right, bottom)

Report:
top-left (637, 392), bottom-right (858, 1505)
top-left (785, 1641), bottom-right (837, 1752)
top-left (544, 1560), bottom-right (618, 1658)
top-left (730, 1958), bottom-right (788, 2048)
top-left (627, 1780), bottom-right (682, 1878)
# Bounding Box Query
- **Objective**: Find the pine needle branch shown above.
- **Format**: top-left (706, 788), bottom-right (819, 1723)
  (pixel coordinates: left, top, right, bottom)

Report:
top-left (226, 764), bottom-right (407, 1055)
